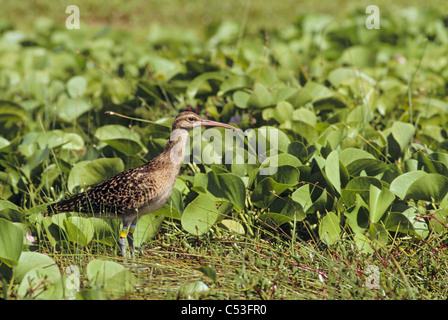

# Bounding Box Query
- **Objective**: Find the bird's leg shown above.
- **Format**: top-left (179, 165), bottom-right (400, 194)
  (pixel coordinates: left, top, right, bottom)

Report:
top-left (119, 220), bottom-right (131, 258)
top-left (127, 220), bottom-right (137, 259)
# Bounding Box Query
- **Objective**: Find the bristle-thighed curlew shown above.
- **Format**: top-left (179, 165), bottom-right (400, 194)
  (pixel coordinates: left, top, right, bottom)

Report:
top-left (45, 112), bottom-right (243, 258)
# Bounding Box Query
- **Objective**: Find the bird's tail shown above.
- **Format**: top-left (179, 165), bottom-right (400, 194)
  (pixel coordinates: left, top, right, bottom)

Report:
top-left (44, 192), bottom-right (88, 217)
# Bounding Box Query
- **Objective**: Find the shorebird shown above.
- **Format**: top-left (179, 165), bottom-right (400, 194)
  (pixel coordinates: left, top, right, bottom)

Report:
top-left (46, 111), bottom-right (243, 257)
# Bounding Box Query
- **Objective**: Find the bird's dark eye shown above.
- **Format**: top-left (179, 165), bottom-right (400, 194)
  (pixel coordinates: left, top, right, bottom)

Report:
top-left (188, 117), bottom-right (195, 121)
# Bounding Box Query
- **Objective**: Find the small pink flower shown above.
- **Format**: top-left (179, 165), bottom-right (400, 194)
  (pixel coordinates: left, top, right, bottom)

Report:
top-left (26, 233), bottom-right (35, 244)
top-left (393, 54), bottom-right (406, 64)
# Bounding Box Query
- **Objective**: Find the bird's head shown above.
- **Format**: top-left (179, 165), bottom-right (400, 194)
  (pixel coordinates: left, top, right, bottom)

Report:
top-left (172, 111), bottom-right (244, 134)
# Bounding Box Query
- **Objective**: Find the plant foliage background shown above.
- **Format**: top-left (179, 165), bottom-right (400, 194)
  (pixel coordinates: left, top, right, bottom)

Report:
top-left (1, 0), bottom-right (448, 300)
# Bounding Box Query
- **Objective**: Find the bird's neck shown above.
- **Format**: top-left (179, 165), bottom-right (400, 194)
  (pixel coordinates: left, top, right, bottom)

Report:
top-left (159, 128), bottom-right (190, 168)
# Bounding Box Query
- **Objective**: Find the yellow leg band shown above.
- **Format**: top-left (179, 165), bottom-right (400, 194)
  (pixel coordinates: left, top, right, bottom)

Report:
top-left (120, 232), bottom-right (127, 238)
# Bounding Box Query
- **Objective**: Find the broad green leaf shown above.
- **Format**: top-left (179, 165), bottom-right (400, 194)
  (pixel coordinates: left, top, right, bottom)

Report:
top-left (218, 74), bottom-right (253, 96)
top-left (194, 171), bottom-right (246, 211)
top-left (57, 97), bottom-right (91, 122)
top-left (291, 184), bottom-right (314, 213)
top-left (339, 46), bottom-right (373, 67)
top-left (339, 148), bottom-right (375, 167)
top-left (186, 71), bottom-right (226, 99)
top-left (0, 200), bottom-right (22, 222)
top-left (13, 252), bottom-right (56, 284)
top-left (89, 217), bottom-right (116, 246)
top-left (0, 100), bottom-right (27, 123)
top-left (343, 203), bottom-right (369, 234)
top-left (64, 216), bottom-right (94, 247)
top-left (385, 207), bottom-right (429, 239)
top-left (258, 212), bottom-right (296, 227)
top-left (367, 223), bottom-right (389, 247)
top-left (19, 130), bottom-right (84, 153)
top-left (346, 158), bottom-right (387, 177)
top-left (20, 146), bottom-right (50, 180)
top-left (105, 78), bottom-right (133, 104)
top-left (87, 259), bottom-right (136, 297)
top-left (390, 171), bottom-right (428, 199)
top-left (251, 170), bottom-right (297, 209)
top-left (257, 126), bottom-right (291, 154)
top-left (0, 218), bottom-right (23, 267)
top-left (328, 67), bottom-right (376, 88)
top-left (257, 164), bottom-right (300, 186)
top-left (271, 87), bottom-right (300, 104)
top-left (339, 147), bottom-right (386, 176)
top-left (247, 83), bottom-right (273, 108)
top-left (429, 208), bottom-right (448, 234)
top-left (287, 141), bottom-right (308, 163)
top-left (181, 194), bottom-right (220, 235)
top-left (384, 121), bottom-right (415, 159)
top-left (342, 176), bottom-right (382, 207)
top-left (133, 213), bottom-right (165, 247)
top-left (66, 75), bottom-right (87, 98)
top-left (197, 266), bottom-right (218, 283)
top-left (41, 216), bottom-right (60, 247)
top-left (260, 153), bottom-right (302, 173)
top-left (22, 70), bottom-right (49, 102)
top-left (51, 212), bottom-right (70, 232)
top-left (415, 151), bottom-right (448, 176)
top-left (354, 233), bottom-right (375, 254)
top-left (290, 120), bottom-right (318, 144)
top-left (0, 136), bottom-right (9, 150)
top-left (285, 87), bottom-right (313, 107)
top-left (302, 82), bottom-right (332, 102)
top-left (233, 90), bottom-right (251, 109)
top-left (273, 101), bottom-right (294, 124)
top-left (17, 254), bottom-right (64, 299)
top-left (319, 212), bottom-right (341, 246)
top-left (220, 219), bottom-right (245, 235)
top-left (208, 172), bottom-right (246, 211)
top-left (269, 196), bottom-right (306, 221)
top-left (325, 150), bottom-right (341, 194)
top-left (157, 188), bottom-right (183, 219)
top-left (95, 125), bottom-right (145, 155)
top-left (179, 281), bottom-right (210, 299)
top-left (369, 185), bottom-right (395, 223)
top-left (67, 158), bottom-right (124, 193)
top-left (293, 107), bottom-right (317, 128)
top-left (405, 173), bottom-right (448, 203)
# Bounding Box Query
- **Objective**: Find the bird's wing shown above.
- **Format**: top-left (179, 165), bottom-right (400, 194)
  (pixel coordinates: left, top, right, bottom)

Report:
top-left (48, 166), bottom-right (159, 216)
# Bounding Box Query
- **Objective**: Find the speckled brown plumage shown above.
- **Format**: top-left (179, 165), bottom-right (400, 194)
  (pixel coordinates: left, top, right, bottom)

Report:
top-left (44, 111), bottom-right (242, 257)
top-left (47, 151), bottom-right (175, 218)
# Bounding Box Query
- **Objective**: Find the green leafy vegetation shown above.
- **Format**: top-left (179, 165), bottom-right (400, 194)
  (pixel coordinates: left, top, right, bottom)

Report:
top-left (1, 1), bottom-right (448, 299)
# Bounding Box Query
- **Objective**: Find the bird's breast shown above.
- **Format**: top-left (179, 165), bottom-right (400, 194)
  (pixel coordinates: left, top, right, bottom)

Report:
top-left (138, 181), bottom-right (175, 215)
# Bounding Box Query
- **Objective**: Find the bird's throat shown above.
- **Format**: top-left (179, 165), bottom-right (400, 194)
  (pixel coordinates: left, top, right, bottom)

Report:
top-left (163, 128), bottom-right (190, 167)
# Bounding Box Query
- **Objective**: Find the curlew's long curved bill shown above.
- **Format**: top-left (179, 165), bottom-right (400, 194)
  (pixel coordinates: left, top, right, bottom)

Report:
top-left (194, 119), bottom-right (245, 136)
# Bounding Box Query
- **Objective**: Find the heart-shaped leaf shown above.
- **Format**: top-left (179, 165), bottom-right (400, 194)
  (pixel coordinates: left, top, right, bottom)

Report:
top-left (87, 259), bottom-right (136, 297)
top-left (67, 158), bottom-right (124, 193)
top-left (181, 194), bottom-right (220, 235)
top-left (247, 83), bottom-right (273, 108)
top-left (0, 218), bottom-right (24, 267)
top-left (369, 185), bottom-right (395, 223)
top-left (319, 212), bottom-right (341, 246)
top-left (95, 125), bottom-right (145, 155)
top-left (64, 216), bottom-right (94, 247)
